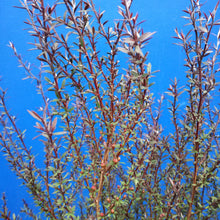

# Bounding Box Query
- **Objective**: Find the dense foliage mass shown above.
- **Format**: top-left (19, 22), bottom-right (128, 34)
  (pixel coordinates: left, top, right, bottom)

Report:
top-left (0, 0), bottom-right (219, 219)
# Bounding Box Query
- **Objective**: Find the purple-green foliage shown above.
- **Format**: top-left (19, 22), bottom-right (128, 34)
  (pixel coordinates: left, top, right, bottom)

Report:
top-left (0, 0), bottom-right (219, 219)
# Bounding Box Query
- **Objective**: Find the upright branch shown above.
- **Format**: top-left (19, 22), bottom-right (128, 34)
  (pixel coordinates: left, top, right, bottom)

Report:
top-left (174, 0), bottom-right (220, 218)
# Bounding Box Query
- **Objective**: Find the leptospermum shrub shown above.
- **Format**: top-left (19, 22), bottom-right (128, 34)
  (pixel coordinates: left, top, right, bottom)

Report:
top-left (0, 0), bottom-right (220, 219)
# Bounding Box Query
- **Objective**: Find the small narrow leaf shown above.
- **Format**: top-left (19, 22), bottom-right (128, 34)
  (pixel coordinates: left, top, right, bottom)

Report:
top-left (138, 32), bottom-right (156, 42)
top-left (147, 63), bottom-right (152, 73)
top-left (118, 47), bottom-right (130, 54)
top-left (198, 26), bottom-right (208, 33)
top-left (54, 131), bottom-right (67, 136)
top-left (27, 110), bottom-right (42, 122)
top-left (51, 117), bottom-right (57, 132)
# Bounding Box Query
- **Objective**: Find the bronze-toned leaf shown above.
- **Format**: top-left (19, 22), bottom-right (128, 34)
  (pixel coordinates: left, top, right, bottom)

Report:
top-left (138, 32), bottom-right (156, 43)
top-left (51, 117), bottom-right (57, 132)
top-left (27, 110), bottom-right (42, 122)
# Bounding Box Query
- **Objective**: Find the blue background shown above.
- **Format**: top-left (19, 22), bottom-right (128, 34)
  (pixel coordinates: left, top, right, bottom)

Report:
top-left (0, 0), bottom-right (218, 216)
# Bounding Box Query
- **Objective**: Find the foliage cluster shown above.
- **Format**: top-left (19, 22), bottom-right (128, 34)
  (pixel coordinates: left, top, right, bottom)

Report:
top-left (0, 0), bottom-right (220, 219)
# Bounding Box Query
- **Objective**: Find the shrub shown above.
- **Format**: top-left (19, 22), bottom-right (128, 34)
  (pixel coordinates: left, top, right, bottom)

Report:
top-left (0, 0), bottom-right (219, 219)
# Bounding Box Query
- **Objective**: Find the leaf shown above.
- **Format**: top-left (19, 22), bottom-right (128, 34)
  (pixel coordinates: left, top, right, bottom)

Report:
top-left (12, 214), bottom-right (16, 220)
top-left (138, 31), bottom-right (156, 42)
top-left (147, 63), bottom-right (151, 73)
top-left (79, 37), bottom-right (84, 47)
top-left (217, 28), bottom-right (220, 39)
top-left (99, 10), bottom-right (105, 20)
top-left (118, 47), bottom-right (130, 54)
top-left (27, 110), bottom-right (42, 121)
top-left (51, 117), bottom-right (57, 132)
top-left (123, 37), bottom-right (135, 45)
top-left (34, 122), bottom-right (44, 131)
top-left (125, 0), bottom-right (132, 8)
top-left (135, 45), bottom-right (144, 57)
top-left (134, 178), bottom-right (139, 186)
top-left (49, 22), bottom-right (57, 32)
top-left (53, 131), bottom-right (67, 136)
top-left (118, 7), bottom-right (124, 17)
top-left (198, 26), bottom-right (208, 33)
top-left (174, 28), bottom-right (182, 40)
top-left (44, 76), bottom-right (52, 84)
